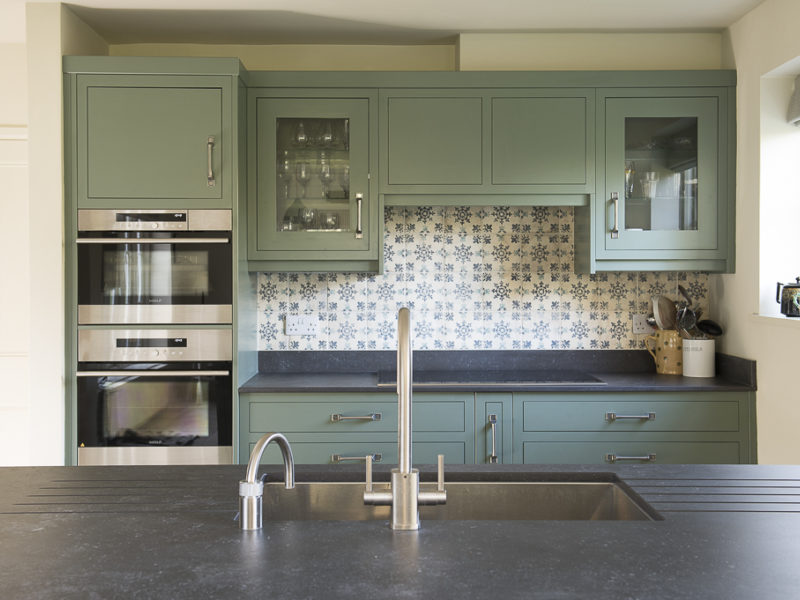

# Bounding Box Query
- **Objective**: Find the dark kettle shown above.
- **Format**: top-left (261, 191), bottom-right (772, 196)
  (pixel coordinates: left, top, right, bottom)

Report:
top-left (776, 277), bottom-right (800, 317)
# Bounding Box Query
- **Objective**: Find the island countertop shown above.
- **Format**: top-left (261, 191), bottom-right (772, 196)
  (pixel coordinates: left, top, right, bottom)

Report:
top-left (1, 463), bottom-right (797, 599)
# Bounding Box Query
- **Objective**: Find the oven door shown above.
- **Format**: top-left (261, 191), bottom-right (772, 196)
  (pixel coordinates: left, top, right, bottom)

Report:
top-left (77, 231), bottom-right (232, 325)
top-left (76, 362), bottom-right (232, 465)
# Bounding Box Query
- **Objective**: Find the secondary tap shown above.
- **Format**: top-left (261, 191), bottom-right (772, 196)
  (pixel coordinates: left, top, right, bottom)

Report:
top-left (363, 307), bottom-right (446, 530)
top-left (238, 432), bottom-right (295, 530)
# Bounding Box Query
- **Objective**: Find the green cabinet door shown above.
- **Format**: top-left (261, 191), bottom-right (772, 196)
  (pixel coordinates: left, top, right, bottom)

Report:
top-left (576, 87), bottom-right (735, 273)
top-left (380, 88), bottom-right (594, 204)
top-left (247, 89), bottom-right (380, 272)
top-left (75, 74), bottom-right (233, 208)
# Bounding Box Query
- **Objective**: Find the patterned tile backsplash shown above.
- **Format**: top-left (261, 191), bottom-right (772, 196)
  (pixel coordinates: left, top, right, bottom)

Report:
top-left (257, 206), bottom-right (710, 351)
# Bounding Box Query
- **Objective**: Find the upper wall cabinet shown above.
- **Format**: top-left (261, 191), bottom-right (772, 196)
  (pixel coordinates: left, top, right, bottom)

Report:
top-left (575, 85), bottom-right (735, 273)
top-left (380, 89), bottom-right (595, 205)
top-left (246, 88), bottom-right (380, 272)
top-left (64, 58), bottom-right (240, 209)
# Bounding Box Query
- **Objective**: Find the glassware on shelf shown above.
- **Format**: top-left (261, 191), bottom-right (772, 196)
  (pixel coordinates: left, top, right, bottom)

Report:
top-left (296, 162), bottom-right (311, 198)
top-left (294, 121), bottom-right (308, 146)
top-left (277, 150), bottom-right (292, 199)
top-left (299, 207), bottom-right (316, 229)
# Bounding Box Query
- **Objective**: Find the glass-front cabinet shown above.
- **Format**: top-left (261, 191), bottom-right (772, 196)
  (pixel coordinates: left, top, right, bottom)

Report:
top-left (247, 90), bottom-right (379, 272)
top-left (580, 87), bottom-right (734, 272)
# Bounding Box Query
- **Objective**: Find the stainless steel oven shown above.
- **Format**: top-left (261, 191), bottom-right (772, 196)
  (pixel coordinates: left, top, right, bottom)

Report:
top-left (76, 328), bottom-right (233, 465)
top-left (77, 209), bottom-right (232, 325)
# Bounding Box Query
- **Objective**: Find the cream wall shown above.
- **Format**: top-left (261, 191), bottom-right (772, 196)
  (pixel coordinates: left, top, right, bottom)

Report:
top-left (458, 33), bottom-right (723, 70)
top-left (719, 0), bottom-right (800, 463)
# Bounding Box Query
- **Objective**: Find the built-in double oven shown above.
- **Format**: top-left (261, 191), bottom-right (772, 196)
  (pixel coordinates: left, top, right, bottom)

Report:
top-left (75, 210), bottom-right (234, 465)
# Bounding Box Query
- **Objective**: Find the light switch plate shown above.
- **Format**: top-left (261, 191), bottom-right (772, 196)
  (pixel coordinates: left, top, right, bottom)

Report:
top-left (632, 313), bottom-right (655, 335)
top-left (285, 314), bottom-right (318, 336)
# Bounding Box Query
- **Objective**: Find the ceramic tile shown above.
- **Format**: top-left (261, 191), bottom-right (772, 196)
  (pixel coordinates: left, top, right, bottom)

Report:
top-left (256, 206), bottom-right (716, 351)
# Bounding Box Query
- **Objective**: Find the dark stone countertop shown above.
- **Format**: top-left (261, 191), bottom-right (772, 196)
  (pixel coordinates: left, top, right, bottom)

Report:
top-left (240, 350), bottom-right (756, 393)
top-left (1, 463), bottom-right (797, 599)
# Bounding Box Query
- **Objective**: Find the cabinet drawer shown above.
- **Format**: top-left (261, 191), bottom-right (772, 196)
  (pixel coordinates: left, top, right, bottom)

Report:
top-left (522, 441), bottom-right (740, 465)
top-left (521, 400), bottom-right (739, 432)
top-left (248, 400), bottom-right (467, 433)
top-left (252, 441), bottom-right (468, 465)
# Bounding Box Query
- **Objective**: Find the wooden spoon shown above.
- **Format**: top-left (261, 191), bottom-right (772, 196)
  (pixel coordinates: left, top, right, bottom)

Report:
top-left (653, 295), bottom-right (677, 330)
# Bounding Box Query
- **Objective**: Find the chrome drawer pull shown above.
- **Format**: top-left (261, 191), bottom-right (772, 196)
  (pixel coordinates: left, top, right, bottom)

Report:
top-left (331, 413), bottom-right (381, 422)
top-left (488, 414), bottom-right (498, 464)
top-left (331, 453), bottom-right (382, 463)
top-left (605, 453), bottom-right (656, 464)
top-left (605, 412), bottom-right (656, 422)
top-left (207, 136), bottom-right (216, 187)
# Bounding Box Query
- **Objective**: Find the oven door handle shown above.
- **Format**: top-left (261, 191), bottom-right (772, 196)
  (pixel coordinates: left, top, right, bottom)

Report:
top-left (76, 370), bottom-right (230, 377)
top-left (76, 238), bottom-right (229, 244)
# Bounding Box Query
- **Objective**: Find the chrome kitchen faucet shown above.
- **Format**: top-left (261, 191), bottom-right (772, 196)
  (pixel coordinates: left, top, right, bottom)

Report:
top-left (363, 307), bottom-right (447, 530)
top-left (238, 432), bottom-right (295, 530)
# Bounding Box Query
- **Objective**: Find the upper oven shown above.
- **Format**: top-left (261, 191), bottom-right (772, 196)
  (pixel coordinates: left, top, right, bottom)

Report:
top-left (76, 209), bottom-right (232, 325)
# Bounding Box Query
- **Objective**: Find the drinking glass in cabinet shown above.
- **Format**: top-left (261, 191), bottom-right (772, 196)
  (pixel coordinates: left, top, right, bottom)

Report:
top-left (623, 117), bottom-right (698, 232)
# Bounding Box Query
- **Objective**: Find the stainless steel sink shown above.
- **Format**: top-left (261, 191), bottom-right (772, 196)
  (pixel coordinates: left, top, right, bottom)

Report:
top-left (262, 480), bottom-right (661, 522)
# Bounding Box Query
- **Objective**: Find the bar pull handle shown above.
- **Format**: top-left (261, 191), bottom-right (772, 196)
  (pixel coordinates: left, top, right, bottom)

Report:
top-left (605, 412), bottom-right (656, 422)
top-left (332, 453), bottom-right (382, 463)
top-left (605, 453), bottom-right (656, 464)
top-left (610, 192), bottom-right (619, 239)
top-left (331, 413), bottom-right (381, 422)
top-left (488, 414), bottom-right (498, 464)
top-left (355, 193), bottom-right (363, 239)
top-left (207, 136), bottom-right (216, 187)
top-left (77, 238), bottom-right (230, 245)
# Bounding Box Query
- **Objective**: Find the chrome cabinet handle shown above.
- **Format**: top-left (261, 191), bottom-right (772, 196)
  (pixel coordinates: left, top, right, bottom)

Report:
top-left (76, 238), bottom-right (229, 245)
top-left (605, 412), bottom-right (656, 422)
top-left (207, 136), bottom-right (216, 187)
top-left (610, 192), bottom-right (619, 239)
top-left (605, 453), bottom-right (656, 463)
top-left (355, 193), bottom-right (363, 239)
top-left (76, 370), bottom-right (230, 377)
top-left (332, 453), bottom-right (382, 463)
top-left (331, 413), bottom-right (381, 422)
top-left (488, 414), bottom-right (498, 464)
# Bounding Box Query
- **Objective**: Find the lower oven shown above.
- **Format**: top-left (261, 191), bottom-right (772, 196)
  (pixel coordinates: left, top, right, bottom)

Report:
top-left (76, 328), bottom-right (233, 465)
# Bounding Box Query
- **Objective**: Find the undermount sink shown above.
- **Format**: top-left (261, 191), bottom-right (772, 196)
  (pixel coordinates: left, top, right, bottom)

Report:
top-left (261, 478), bottom-right (662, 522)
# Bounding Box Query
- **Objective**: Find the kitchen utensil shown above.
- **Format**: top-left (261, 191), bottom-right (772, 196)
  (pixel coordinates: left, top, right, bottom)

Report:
top-left (677, 304), bottom-right (697, 332)
top-left (646, 314), bottom-right (658, 328)
top-left (776, 278), bottom-right (800, 317)
top-left (644, 329), bottom-right (683, 375)
top-left (677, 285), bottom-right (693, 308)
top-left (653, 296), bottom-right (677, 330)
top-left (696, 319), bottom-right (723, 337)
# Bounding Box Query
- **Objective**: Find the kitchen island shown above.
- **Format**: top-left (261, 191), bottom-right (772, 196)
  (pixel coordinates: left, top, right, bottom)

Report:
top-left (2, 463), bottom-right (798, 599)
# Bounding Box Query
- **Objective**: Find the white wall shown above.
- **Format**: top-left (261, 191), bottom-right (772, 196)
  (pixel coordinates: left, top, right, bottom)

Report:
top-left (720, 0), bottom-right (800, 463)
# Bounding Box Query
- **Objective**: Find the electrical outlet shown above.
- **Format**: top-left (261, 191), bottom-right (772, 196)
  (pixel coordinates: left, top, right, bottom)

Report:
top-left (285, 314), bottom-right (318, 336)
top-left (632, 313), bottom-right (655, 335)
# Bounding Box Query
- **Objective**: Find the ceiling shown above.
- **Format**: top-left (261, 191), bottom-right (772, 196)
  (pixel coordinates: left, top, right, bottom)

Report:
top-left (3, 0), bottom-right (767, 45)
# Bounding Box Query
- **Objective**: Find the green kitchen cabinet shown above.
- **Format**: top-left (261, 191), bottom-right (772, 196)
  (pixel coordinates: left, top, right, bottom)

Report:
top-left (239, 392), bottom-right (474, 465)
top-left (66, 66), bottom-right (238, 209)
top-left (575, 85), bottom-right (736, 273)
top-left (512, 391), bottom-right (756, 465)
top-left (247, 89), bottom-right (380, 272)
top-left (380, 88), bottom-right (594, 205)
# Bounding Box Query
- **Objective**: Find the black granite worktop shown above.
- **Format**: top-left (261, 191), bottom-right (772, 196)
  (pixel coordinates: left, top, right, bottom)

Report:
top-left (1, 463), bottom-right (797, 599)
top-left (240, 350), bottom-right (756, 393)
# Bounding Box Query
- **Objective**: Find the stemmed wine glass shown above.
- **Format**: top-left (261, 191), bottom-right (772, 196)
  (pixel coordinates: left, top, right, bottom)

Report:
top-left (319, 162), bottom-right (333, 197)
top-left (296, 162), bottom-right (311, 198)
top-left (277, 150), bottom-right (292, 199)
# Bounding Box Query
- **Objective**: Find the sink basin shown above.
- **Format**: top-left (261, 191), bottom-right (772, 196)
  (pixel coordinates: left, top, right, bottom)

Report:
top-left (262, 479), bottom-right (661, 522)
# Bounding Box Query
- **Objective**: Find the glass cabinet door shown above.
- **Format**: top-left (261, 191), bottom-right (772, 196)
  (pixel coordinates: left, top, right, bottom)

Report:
top-left (254, 97), bottom-right (370, 253)
top-left (602, 95), bottom-right (719, 253)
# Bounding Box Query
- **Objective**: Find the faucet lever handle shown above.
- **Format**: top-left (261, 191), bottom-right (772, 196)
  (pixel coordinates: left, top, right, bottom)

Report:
top-left (365, 453), bottom-right (373, 493)
top-left (437, 454), bottom-right (445, 492)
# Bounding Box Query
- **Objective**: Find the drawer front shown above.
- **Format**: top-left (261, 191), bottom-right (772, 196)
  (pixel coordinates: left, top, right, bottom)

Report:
top-left (253, 441), bottom-right (468, 465)
top-left (521, 399), bottom-right (740, 432)
top-left (248, 400), bottom-right (467, 433)
top-left (522, 441), bottom-right (741, 465)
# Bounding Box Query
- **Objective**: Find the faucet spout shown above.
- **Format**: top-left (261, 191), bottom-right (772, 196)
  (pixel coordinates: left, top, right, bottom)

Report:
top-left (397, 306), bottom-right (413, 474)
top-left (239, 432), bottom-right (295, 530)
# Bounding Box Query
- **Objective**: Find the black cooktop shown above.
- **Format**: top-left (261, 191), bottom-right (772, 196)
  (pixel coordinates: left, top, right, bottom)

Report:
top-left (377, 369), bottom-right (605, 387)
